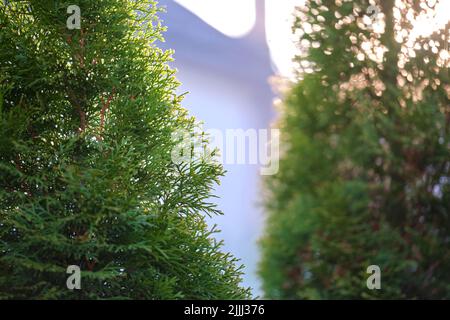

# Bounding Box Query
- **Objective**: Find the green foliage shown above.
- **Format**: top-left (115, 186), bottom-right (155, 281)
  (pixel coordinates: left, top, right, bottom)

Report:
top-left (260, 0), bottom-right (449, 299)
top-left (0, 0), bottom-right (250, 299)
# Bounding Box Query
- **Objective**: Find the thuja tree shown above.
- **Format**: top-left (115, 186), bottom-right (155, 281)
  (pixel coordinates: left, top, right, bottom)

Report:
top-left (260, 0), bottom-right (449, 299)
top-left (0, 0), bottom-right (250, 299)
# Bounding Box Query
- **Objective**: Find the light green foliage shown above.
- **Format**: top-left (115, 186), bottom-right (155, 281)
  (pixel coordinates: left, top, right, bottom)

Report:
top-left (260, 0), bottom-right (449, 299)
top-left (0, 0), bottom-right (250, 299)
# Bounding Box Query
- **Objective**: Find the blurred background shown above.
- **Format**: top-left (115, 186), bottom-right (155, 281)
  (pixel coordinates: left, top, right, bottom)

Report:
top-left (158, 0), bottom-right (303, 296)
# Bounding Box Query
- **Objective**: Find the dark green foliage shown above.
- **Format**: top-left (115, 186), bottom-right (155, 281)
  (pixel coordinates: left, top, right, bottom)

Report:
top-left (260, 0), bottom-right (449, 299)
top-left (0, 0), bottom-right (250, 299)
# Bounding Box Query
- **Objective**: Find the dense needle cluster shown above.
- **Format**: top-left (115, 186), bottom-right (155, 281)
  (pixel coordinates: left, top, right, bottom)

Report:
top-left (0, 0), bottom-right (250, 299)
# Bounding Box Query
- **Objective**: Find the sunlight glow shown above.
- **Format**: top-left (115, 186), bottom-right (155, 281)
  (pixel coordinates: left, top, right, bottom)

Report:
top-left (173, 0), bottom-right (448, 78)
top-left (265, 0), bottom-right (305, 79)
top-left (395, 0), bottom-right (449, 68)
top-left (409, 0), bottom-right (449, 40)
top-left (173, 0), bottom-right (256, 38)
